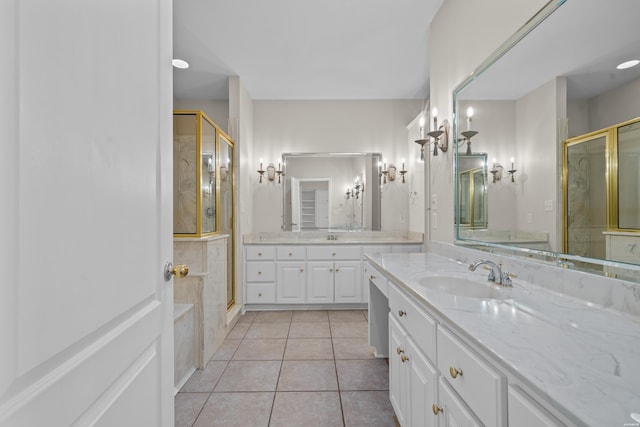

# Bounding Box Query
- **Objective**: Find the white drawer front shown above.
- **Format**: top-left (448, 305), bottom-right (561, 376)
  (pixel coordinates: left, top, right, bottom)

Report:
top-left (388, 283), bottom-right (436, 363)
top-left (437, 326), bottom-right (504, 427)
top-left (277, 246), bottom-right (306, 260)
top-left (246, 284), bottom-right (276, 303)
top-left (246, 261), bottom-right (276, 282)
top-left (364, 262), bottom-right (388, 297)
top-left (246, 246), bottom-right (276, 260)
top-left (306, 246), bottom-right (361, 260)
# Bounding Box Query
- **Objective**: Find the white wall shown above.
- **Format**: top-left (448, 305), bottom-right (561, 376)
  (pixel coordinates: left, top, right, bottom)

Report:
top-left (588, 77), bottom-right (640, 132)
top-left (251, 100), bottom-right (422, 232)
top-left (515, 77), bottom-right (564, 251)
top-left (428, 0), bottom-right (548, 245)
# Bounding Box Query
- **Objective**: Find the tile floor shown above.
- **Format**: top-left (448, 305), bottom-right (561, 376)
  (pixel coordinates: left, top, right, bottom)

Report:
top-left (175, 309), bottom-right (397, 427)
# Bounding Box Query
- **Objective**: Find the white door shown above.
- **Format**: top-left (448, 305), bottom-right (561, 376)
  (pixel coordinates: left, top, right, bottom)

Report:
top-left (1, 1), bottom-right (174, 426)
top-left (334, 261), bottom-right (362, 303)
top-left (291, 177), bottom-right (301, 231)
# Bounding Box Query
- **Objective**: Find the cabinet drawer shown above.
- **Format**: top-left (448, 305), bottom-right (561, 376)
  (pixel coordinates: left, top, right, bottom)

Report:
top-left (437, 326), bottom-right (504, 427)
top-left (246, 284), bottom-right (276, 303)
top-left (246, 261), bottom-right (276, 282)
top-left (388, 283), bottom-right (436, 362)
top-left (246, 246), bottom-right (276, 260)
top-left (364, 262), bottom-right (387, 297)
top-left (277, 246), bottom-right (306, 260)
top-left (306, 246), bottom-right (361, 260)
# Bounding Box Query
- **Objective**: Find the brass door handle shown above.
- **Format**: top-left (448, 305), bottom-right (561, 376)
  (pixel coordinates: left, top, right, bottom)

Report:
top-left (450, 366), bottom-right (463, 379)
top-left (398, 310), bottom-right (406, 317)
top-left (396, 347), bottom-right (404, 355)
top-left (401, 355), bottom-right (409, 363)
top-left (164, 262), bottom-right (189, 281)
top-left (432, 404), bottom-right (443, 415)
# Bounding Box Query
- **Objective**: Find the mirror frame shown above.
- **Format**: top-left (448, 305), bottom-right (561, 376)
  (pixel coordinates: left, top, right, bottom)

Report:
top-left (453, 0), bottom-right (640, 279)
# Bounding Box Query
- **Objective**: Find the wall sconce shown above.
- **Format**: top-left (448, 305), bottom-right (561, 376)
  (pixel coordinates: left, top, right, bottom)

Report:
top-left (345, 186), bottom-right (351, 200)
top-left (490, 157), bottom-right (517, 183)
top-left (458, 107), bottom-right (478, 156)
top-left (415, 108), bottom-right (449, 159)
top-left (380, 160), bottom-right (389, 184)
top-left (380, 160), bottom-right (407, 184)
top-left (257, 159), bottom-right (283, 183)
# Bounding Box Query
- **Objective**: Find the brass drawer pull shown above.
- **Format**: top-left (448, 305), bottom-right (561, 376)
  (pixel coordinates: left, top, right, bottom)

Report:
top-left (401, 355), bottom-right (409, 363)
top-left (396, 347), bottom-right (404, 355)
top-left (432, 404), bottom-right (443, 415)
top-left (449, 366), bottom-right (463, 379)
top-left (398, 310), bottom-right (406, 317)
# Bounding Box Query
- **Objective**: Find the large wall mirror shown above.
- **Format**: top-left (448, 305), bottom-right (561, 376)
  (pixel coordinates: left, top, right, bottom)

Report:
top-left (453, 0), bottom-right (640, 278)
top-left (282, 153), bottom-right (382, 231)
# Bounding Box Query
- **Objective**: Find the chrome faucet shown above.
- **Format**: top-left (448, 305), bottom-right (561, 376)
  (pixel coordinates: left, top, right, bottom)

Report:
top-left (468, 260), bottom-right (512, 287)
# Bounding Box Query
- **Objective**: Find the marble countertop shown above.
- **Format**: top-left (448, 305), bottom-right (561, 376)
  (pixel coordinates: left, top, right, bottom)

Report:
top-left (366, 252), bottom-right (640, 427)
top-left (243, 231), bottom-right (423, 245)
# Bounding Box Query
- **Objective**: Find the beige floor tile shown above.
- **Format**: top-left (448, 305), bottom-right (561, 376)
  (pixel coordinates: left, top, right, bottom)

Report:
top-left (330, 321), bottom-right (368, 338)
top-left (180, 360), bottom-right (228, 392)
top-left (284, 338), bottom-right (334, 360)
top-left (175, 392), bottom-right (209, 427)
top-left (288, 322), bottom-right (331, 338)
top-left (291, 310), bottom-right (329, 323)
top-left (277, 360), bottom-right (338, 391)
top-left (328, 310), bottom-right (367, 322)
top-left (245, 322), bottom-right (290, 339)
top-left (237, 311), bottom-right (258, 324)
top-left (193, 392), bottom-right (274, 427)
top-left (336, 359), bottom-right (389, 390)
top-left (254, 310), bottom-right (293, 323)
top-left (341, 391), bottom-right (396, 427)
top-left (333, 337), bottom-right (375, 359)
top-left (226, 322), bottom-right (250, 339)
top-left (214, 360), bottom-right (282, 392)
top-left (209, 339), bottom-right (241, 361)
top-left (232, 338), bottom-right (286, 360)
top-left (270, 391), bottom-right (343, 427)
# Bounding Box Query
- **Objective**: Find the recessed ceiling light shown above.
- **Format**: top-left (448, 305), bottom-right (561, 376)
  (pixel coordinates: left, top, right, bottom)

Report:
top-left (616, 59), bottom-right (639, 70)
top-left (172, 59), bottom-right (189, 69)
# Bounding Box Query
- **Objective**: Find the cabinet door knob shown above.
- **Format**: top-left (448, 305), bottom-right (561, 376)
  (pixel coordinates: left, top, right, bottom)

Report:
top-left (398, 310), bottom-right (406, 317)
top-left (300, 268), bottom-right (304, 272)
top-left (332, 252), bottom-right (336, 256)
top-left (289, 252), bottom-right (293, 256)
top-left (370, 274), bottom-right (376, 280)
top-left (449, 366), bottom-right (463, 379)
top-left (258, 271), bottom-right (262, 275)
top-left (258, 252), bottom-right (262, 256)
top-left (329, 268), bottom-right (333, 272)
top-left (401, 355), bottom-right (409, 363)
top-left (432, 404), bottom-right (444, 415)
top-left (335, 268), bottom-right (340, 272)
top-left (258, 293), bottom-right (262, 297)
top-left (396, 347), bottom-right (404, 355)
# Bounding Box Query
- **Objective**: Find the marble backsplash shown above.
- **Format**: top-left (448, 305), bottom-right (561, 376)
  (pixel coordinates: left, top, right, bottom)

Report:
top-left (430, 241), bottom-right (640, 319)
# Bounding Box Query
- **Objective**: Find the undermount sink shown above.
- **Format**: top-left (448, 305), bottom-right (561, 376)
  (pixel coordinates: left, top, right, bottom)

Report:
top-left (411, 273), bottom-right (512, 299)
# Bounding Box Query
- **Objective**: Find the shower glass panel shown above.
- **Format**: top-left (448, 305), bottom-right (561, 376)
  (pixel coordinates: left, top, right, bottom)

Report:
top-left (617, 121), bottom-right (640, 229)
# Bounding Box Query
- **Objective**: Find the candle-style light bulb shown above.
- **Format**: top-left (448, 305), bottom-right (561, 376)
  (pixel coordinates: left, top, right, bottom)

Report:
top-left (402, 158), bottom-right (405, 170)
top-left (510, 157), bottom-right (515, 169)
top-left (432, 107), bottom-right (438, 131)
top-left (419, 115), bottom-right (426, 138)
top-left (259, 158), bottom-right (263, 169)
top-left (466, 106), bottom-right (474, 130)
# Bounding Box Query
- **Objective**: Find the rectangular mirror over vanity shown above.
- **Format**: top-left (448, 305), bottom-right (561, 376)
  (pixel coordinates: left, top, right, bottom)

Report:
top-left (453, 0), bottom-right (640, 279)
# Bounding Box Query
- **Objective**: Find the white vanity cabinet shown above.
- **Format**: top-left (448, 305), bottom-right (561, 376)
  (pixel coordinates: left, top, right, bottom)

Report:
top-left (245, 246), bottom-right (276, 304)
top-left (276, 246), bottom-right (306, 303)
top-left (306, 246), bottom-right (362, 303)
top-left (389, 314), bottom-right (438, 427)
top-left (508, 385), bottom-right (564, 427)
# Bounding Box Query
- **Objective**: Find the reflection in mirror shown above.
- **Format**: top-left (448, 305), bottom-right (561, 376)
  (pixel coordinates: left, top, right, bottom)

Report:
top-left (282, 153), bottom-right (381, 231)
top-left (454, 0), bottom-right (640, 278)
top-left (457, 153), bottom-right (488, 230)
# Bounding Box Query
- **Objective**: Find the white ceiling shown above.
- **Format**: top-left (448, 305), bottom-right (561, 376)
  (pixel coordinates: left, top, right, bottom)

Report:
top-left (172, 0), bottom-right (444, 101)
